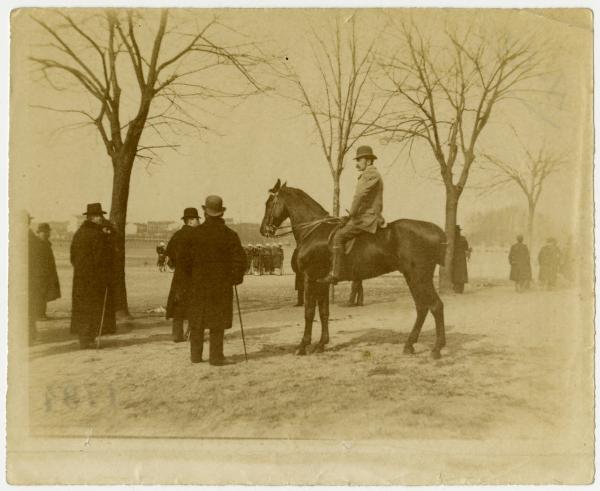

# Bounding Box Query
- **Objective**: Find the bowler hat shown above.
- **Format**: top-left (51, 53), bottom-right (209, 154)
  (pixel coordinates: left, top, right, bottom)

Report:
top-left (37, 223), bottom-right (51, 233)
top-left (181, 207), bottom-right (200, 220)
top-left (83, 203), bottom-right (107, 216)
top-left (202, 195), bottom-right (226, 217)
top-left (354, 145), bottom-right (377, 161)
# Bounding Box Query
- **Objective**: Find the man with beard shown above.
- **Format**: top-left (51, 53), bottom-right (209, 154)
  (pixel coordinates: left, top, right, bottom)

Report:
top-left (166, 207), bottom-right (200, 342)
top-left (181, 196), bottom-right (246, 365)
top-left (70, 203), bottom-right (115, 349)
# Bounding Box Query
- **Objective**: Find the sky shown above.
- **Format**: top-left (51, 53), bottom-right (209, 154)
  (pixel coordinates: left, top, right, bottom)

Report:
top-left (9, 8), bottom-right (593, 237)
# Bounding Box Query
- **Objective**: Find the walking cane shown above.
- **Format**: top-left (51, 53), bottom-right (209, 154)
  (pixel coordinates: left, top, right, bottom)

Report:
top-left (234, 285), bottom-right (248, 362)
top-left (96, 287), bottom-right (109, 350)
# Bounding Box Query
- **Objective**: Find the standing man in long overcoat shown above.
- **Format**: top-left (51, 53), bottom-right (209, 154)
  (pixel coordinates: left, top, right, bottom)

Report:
top-left (508, 235), bottom-right (532, 292)
top-left (70, 203), bottom-right (115, 348)
top-left (166, 207), bottom-right (200, 342)
top-left (181, 196), bottom-right (246, 365)
top-left (28, 215), bottom-right (42, 343)
top-left (34, 223), bottom-right (61, 319)
top-left (452, 225), bottom-right (472, 294)
top-left (538, 238), bottom-right (561, 290)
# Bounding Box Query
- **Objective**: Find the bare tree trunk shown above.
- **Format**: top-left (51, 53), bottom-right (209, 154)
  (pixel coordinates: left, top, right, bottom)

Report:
top-left (440, 188), bottom-right (459, 292)
top-left (527, 200), bottom-right (535, 251)
top-left (332, 176), bottom-right (341, 218)
top-left (109, 157), bottom-right (134, 317)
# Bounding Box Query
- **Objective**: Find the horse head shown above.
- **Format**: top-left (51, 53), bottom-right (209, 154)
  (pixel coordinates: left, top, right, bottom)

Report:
top-left (260, 178), bottom-right (289, 237)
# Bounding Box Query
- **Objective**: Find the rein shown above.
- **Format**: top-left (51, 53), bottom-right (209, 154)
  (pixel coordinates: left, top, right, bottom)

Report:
top-left (266, 189), bottom-right (340, 241)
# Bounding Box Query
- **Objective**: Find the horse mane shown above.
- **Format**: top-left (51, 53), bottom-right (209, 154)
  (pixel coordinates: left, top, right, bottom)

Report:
top-left (281, 186), bottom-right (329, 217)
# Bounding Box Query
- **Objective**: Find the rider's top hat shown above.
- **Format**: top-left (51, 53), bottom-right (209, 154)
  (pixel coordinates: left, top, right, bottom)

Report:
top-left (181, 207), bottom-right (200, 220)
top-left (83, 203), bottom-right (107, 216)
top-left (202, 195), bottom-right (226, 217)
top-left (354, 145), bottom-right (377, 161)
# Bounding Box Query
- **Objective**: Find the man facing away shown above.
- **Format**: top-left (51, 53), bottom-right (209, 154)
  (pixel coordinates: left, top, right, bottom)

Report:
top-left (319, 145), bottom-right (385, 284)
top-left (508, 234), bottom-right (532, 292)
top-left (181, 195), bottom-right (246, 366)
top-left (34, 223), bottom-right (61, 320)
top-left (538, 237), bottom-right (561, 290)
top-left (452, 225), bottom-right (472, 294)
top-left (70, 203), bottom-right (115, 349)
top-left (165, 207), bottom-right (200, 342)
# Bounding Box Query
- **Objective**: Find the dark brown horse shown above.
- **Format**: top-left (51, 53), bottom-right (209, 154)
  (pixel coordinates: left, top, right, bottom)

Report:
top-left (260, 179), bottom-right (447, 358)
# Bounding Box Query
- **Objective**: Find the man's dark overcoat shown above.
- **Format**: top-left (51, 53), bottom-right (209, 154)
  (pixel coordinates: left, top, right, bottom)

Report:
top-left (182, 217), bottom-right (246, 331)
top-left (538, 244), bottom-right (561, 283)
top-left (28, 230), bottom-right (44, 325)
top-left (165, 225), bottom-right (195, 320)
top-left (70, 220), bottom-right (115, 338)
top-left (509, 242), bottom-right (532, 282)
top-left (452, 234), bottom-right (470, 285)
top-left (38, 238), bottom-right (61, 303)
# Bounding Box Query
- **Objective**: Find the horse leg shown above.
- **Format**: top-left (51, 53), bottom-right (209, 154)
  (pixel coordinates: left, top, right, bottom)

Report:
top-left (429, 289), bottom-right (446, 359)
top-left (297, 279), bottom-right (316, 356)
top-left (357, 280), bottom-right (364, 306)
top-left (312, 283), bottom-right (330, 353)
top-left (403, 305), bottom-right (428, 355)
top-left (411, 276), bottom-right (446, 359)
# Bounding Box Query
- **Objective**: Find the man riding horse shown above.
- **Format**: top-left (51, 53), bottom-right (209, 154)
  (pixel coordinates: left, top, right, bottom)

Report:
top-left (319, 145), bottom-right (385, 284)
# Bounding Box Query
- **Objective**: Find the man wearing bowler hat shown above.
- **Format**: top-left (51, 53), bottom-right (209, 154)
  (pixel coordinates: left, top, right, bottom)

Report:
top-left (319, 145), bottom-right (385, 284)
top-left (181, 195), bottom-right (246, 365)
top-left (70, 203), bottom-right (115, 349)
top-left (165, 207), bottom-right (200, 342)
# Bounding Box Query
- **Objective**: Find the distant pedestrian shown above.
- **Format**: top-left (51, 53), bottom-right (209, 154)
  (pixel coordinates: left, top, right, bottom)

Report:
top-left (156, 241), bottom-right (168, 271)
top-left (181, 196), bottom-right (246, 366)
top-left (538, 238), bottom-right (561, 290)
top-left (509, 235), bottom-right (532, 292)
top-left (70, 203), bottom-right (115, 349)
top-left (165, 208), bottom-right (200, 342)
top-left (347, 280), bottom-right (364, 306)
top-left (34, 223), bottom-right (61, 320)
top-left (28, 214), bottom-right (42, 343)
top-left (452, 225), bottom-right (471, 294)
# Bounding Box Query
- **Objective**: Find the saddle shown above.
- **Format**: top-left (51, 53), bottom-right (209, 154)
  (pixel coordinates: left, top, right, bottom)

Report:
top-left (327, 219), bottom-right (389, 255)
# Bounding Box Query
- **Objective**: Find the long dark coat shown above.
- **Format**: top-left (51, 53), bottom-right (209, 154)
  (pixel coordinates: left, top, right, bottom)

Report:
top-left (181, 217), bottom-right (246, 331)
top-left (509, 242), bottom-right (532, 282)
top-left (28, 230), bottom-right (44, 321)
top-left (38, 238), bottom-right (61, 302)
top-left (452, 235), bottom-right (470, 284)
top-left (165, 225), bottom-right (195, 320)
top-left (70, 220), bottom-right (115, 338)
top-left (538, 244), bottom-right (561, 283)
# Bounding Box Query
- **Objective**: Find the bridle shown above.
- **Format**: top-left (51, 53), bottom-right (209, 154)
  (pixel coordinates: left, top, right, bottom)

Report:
top-left (265, 189), bottom-right (340, 241)
top-left (265, 190), bottom-right (293, 238)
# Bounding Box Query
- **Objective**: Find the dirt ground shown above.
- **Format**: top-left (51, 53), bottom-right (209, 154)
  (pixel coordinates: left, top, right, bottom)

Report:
top-left (26, 243), bottom-right (592, 450)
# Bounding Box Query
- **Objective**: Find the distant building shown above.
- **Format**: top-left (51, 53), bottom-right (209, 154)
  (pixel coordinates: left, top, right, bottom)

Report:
top-left (147, 221), bottom-right (175, 238)
top-left (47, 221), bottom-right (70, 240)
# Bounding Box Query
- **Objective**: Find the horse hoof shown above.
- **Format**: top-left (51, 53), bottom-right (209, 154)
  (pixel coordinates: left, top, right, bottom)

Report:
top-left (431, 350), bottom-right (442, 360)
top-left (310, 343), bottom-right (325, 354)
top-left (403, 345), bottom-right (415, 355)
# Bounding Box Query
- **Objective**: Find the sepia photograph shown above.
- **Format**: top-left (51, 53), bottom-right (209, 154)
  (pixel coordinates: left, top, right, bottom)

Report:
top-left (5, 4), bottom-right (595, 484)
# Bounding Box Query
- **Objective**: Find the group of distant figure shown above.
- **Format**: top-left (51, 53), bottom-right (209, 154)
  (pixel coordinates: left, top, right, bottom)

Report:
top-left (157, 241), bottom-right (284, 275)
top-left (509, 235), bottom-right (573, 292)
top-left (243, 244), bottom-right (284, 275)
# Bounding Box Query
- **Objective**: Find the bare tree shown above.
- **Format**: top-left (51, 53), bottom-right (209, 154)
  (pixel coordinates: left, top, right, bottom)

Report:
top-left (380, 22), bottom-right (547, 288)
top-left (481, 128), bottom-right (565, 249)
top-left (30, 9), bottom-right (268, 314)
top-left (280, 16), bottom-right (391, 217)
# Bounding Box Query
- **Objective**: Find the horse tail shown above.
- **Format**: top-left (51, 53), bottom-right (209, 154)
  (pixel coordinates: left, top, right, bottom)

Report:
top-left (437, 241), bottom-right (447, 266)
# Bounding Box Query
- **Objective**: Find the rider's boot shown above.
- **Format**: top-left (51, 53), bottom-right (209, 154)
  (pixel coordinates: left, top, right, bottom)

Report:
top-left (317, 247), bottom-right (343, 284)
